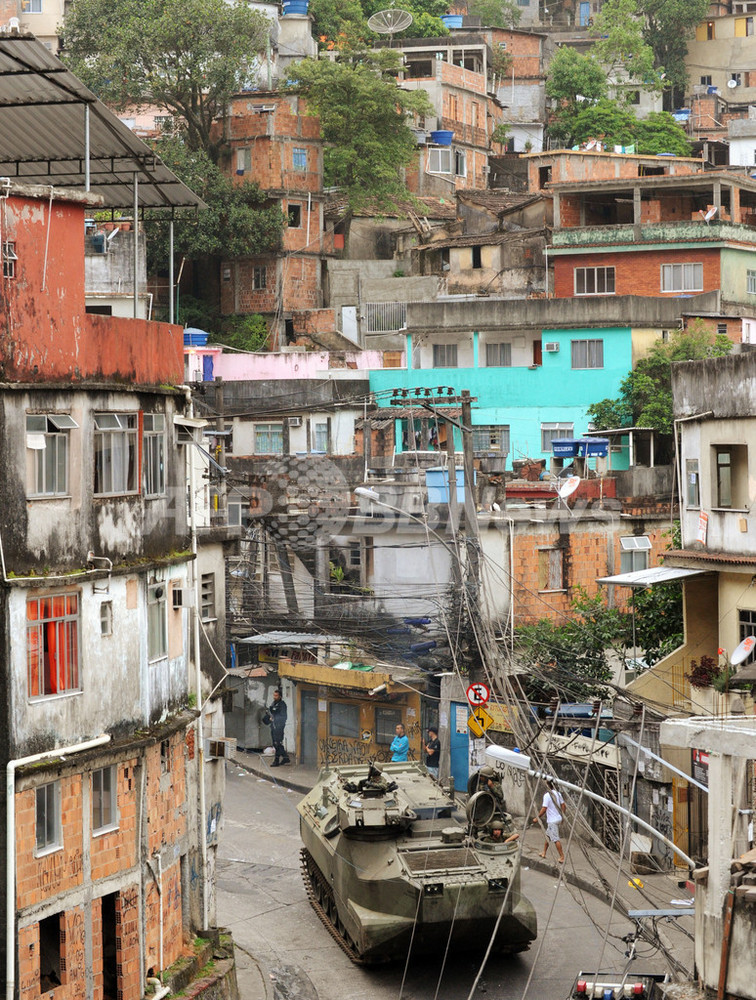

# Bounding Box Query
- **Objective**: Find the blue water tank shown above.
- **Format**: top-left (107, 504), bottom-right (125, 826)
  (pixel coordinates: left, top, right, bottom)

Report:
top-left (552, 438), bottom-right (580, 458)
top-left (430, 130), bottom-right (454, 146)
top-left (426, 466), bottom-right (470, 503)
top-left (183, 327), bottom-right (210, 347)
top-left (441, 14), bottom-right (463, 28)
top-left (579, 437), bottom-right (609, 457)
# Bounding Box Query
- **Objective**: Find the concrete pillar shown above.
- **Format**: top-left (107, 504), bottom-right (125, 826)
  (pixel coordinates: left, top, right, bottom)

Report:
top-left (553, 192), bottom-right (561, 228)
top-left (706, 753), bottom-right (733, 917)
top-left (473, 330), bottom-right (479, 368)
top-left (713, 178), bottom-right (721, 211)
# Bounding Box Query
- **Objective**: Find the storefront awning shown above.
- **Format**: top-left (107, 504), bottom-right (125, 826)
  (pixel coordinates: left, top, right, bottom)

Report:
top-left (597, 566), bottom-right (705, 588)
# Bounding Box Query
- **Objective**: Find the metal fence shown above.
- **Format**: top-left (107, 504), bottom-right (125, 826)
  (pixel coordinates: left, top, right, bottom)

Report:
top-left (365, 302), bottom-right (407, 333)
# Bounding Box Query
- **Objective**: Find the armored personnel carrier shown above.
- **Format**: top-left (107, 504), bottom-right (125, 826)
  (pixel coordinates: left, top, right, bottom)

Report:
top-left (298, 761), bottom-right (537, 963)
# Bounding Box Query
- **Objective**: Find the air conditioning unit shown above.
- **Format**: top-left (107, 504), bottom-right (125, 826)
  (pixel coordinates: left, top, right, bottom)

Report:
top-left (205, 737), bottom-right (237, 761)
top-left (289, 416), bottom-right (303, 427)
top-left (544, 342), bottom-right (560, 352)
top-left (172, 586), bottom-right (194, 609)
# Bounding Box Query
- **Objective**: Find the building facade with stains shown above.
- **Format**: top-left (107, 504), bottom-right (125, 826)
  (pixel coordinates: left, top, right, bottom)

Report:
top-left (0, 183), bottom-right (229, 999)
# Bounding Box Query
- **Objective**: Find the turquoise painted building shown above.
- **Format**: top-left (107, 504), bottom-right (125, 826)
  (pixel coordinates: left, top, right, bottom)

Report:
top-left (368, 326), bottom-right (634, 470)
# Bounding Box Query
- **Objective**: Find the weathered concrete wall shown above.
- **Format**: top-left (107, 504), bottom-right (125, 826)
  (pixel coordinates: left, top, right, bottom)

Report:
top-left (673, 350), bottom-right (756, 420)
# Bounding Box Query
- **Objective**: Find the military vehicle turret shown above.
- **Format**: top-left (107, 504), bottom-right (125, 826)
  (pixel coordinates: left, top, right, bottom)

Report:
top-left (298, 761), bottom-right (537, 963)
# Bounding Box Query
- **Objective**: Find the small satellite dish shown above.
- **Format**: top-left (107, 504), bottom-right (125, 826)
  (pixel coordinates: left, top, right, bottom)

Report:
top-left (731, 635), bottom-right (756, 665)
top-left (558, 475), bottom-right (581, 499)
top-left (727, 78), bottom-right (739, 89)
top-left (703, 206), bottom-right (718, 222)
top-left (367, 8), bottom-right (414, 33)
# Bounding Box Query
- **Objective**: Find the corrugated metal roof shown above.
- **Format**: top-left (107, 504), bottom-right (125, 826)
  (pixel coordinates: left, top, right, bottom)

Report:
top-left (0, 34), bottom-right (204, 211)
top-left (597, 566), bottom-right (705, 587)
top-left (237, 631), bottom-right (341, 645)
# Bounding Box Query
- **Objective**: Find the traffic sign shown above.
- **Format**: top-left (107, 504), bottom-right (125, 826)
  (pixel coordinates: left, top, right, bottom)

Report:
top-left (468, 706), bottom-right (494, 738)
top-left (466, 683), bottom-right (490, 706)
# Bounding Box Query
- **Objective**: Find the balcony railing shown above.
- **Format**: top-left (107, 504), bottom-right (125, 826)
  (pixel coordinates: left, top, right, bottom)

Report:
top-left (552, 220), bottom-right (756, 247)
top-left (365, 302), bottom-right (407, 333)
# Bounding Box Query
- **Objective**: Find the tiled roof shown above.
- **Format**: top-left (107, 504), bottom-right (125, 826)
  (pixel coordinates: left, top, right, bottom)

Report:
top-left (324, 195), bottom-right (457, 221)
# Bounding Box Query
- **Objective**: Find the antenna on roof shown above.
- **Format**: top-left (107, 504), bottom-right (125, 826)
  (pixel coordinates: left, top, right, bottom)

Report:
top-left (555, 475), bottom-right (580, 515)
top-left (368, 7), bottom-right (414, 41)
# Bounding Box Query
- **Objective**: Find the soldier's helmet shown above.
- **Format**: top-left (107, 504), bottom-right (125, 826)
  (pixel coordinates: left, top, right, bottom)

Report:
top-left (479, 765), bottom-right (496, 779)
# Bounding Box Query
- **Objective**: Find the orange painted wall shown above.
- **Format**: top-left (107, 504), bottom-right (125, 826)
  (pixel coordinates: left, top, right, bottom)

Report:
top-left (0, 193), bottom-right (183, 384)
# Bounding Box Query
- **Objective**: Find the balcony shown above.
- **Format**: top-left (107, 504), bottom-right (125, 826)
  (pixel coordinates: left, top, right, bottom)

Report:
top-left (552, 220), bottom-right (756, 248)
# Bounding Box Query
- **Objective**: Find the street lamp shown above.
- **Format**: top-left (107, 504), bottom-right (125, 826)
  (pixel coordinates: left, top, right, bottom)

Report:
top-left (353, 485), bottom-right (461, 562)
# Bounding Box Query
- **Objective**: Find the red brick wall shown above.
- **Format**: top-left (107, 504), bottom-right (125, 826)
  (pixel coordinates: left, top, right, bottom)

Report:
top-left (16, 775), bottom-right (84, 909)
top-left (18, 907), bottom-right (87, 1000)
top-left (553, 247), bottom-right (721, 298)
top-left (146, 735), bottom-right (187, 855)
top-left (90, 760), bottom-right (138, 882)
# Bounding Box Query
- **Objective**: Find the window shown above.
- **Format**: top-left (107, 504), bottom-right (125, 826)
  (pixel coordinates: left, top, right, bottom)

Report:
top-left (541, 422), bottom-right (574, 451)
top-left (472, 425), bottom-right (510, 453)
top-left (26, 413), bottom-right (77, 497)
top-left (714, 444), bottom-right (749, 509)
top-left (23, 0), bottom-right (42, 10)
top-left (429, 147), bottom-right (452, 173)
top-left (292, 147), bottom-right (307, 171)
top-left (148, 581), bottom-right (167, 661)
top-left (732, 73), bottom-right (743, 86)
top-left (161, 739), bottom-right (171, 773)
top-left (92, 766), bottom-right (117, 834)
top-left (100, 601), bottom-right (113, 637)
top-left (660, 263), bottom-right (703, 293)
top-left (538, 165), bottom-right (552, 188)
top-left (348, 542), bottom-right (361, 568)
top-left (252, 266), bottom-right (267, 290)
top-left (739, 609), bottom-right (756, 666)
top-left (620, 535), bottom-right (651, 573)
top-left (27, 594), bottom-right (79, 698)
top-left (700, 75), bottom-right (712, 86)
top-left (748, 270), bottom-right (756, 295)
top-left (329, 702), bottom-right (359, 739)
top-left (94, 413), bottom-right (138, 496)
top-left (376, 707), bottom-right (403, 744)
top-left (571, 339), bottom-right (604, 369)
top-left (538, 548), bottom-right (563, 591)
top-left (486, 343), bottom-right (512, 367)
top-left (574, 266), bottom-right (615, 296)
top-left (454, 149), bottom-right (467, 177)
top-left (313, 421), bottom-right (329, 453)
top-left (254, 423), bottom-right (283, 453)
top-left (472, 245), bottom-right (482, 269)
top-left (36, 782), bottom-right (61, 852)
top-left (2, 241), bottom-right (17, 278)
top-left (433, 343), bottom-right (458, 368)
top-left (38, 914), bottom-right (62, 987)
top-left (236, 147), bottom-right (251, 173)
top-left (717, 323), bottom-right (728, 336)
top-left (143, 413), bottom-right (165, 497)
top-left (686, 458), bottom-right (700, 507)
top-left (288, 204), bottom-right (302, 228)
top-left (201, 573), bottom-right (216, 620)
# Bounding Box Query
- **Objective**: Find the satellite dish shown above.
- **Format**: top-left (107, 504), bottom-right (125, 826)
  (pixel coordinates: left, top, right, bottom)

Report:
top-left (367, 8), bottom-right (414, 33)
top-left (703, 206), bottom-right (718, 223)
top-left (731, 635), bottom-right (756, 665)
top-left (727, 78), bottom-right (739, 89)
top-left (558, 475), bottom-right (581, 499)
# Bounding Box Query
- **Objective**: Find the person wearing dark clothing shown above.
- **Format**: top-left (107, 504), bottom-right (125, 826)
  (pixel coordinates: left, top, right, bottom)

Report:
top-left (266, 689), bottom-right (290, 766)
top-left (425, 727), bottom-right (440, 779)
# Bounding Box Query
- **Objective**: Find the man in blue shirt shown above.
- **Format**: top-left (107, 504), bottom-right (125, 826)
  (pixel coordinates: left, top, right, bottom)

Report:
top-left (390, 723), bottom-right (409, 762)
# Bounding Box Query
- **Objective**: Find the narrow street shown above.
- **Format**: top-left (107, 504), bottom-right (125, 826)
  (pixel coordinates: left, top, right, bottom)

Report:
top-left (218, 767), bottom-right (669, 1000)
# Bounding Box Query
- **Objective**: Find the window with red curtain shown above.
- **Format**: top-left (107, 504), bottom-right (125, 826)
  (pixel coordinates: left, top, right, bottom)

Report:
top-left (27, 594), bottom-right (79, 697)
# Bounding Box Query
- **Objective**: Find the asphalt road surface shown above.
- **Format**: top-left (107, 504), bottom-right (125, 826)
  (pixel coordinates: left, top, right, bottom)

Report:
top-left (217, 766), bottom-right (666, 1000)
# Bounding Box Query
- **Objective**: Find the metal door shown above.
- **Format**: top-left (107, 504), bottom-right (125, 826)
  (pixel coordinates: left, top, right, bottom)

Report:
top-left (301, 690), bottom-right (319, 768)
top-left (202, 353), bottom-right (214, 381)
top-left (449, 701), bottom-right (470, 790)
top-left (579, 1), bottom-right (591, 25)
top-left (341, 305), bottom-right (358, 343)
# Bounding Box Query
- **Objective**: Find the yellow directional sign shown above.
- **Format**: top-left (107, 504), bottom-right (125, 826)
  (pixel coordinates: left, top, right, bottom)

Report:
top-left (467, 706), bottom-right (493, 738)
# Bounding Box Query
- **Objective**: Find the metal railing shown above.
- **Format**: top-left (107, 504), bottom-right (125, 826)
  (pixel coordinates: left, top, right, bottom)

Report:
top-left (365, 302), bottom-right (407, 333)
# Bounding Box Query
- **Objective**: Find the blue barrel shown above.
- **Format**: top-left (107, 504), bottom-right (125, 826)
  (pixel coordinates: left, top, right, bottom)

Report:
top-left (283, 0), bottom-right (309, 14)
top-left (183, 327), bottom-right (209, 347)
top-left (441, 14), bottom-right (463, 28)
top-left (430, 130), bottom-right (454, 145)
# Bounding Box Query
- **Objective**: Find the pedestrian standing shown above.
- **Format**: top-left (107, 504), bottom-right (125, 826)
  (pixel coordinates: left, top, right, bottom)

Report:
top-left (424, 726), bottom-right (440, 779)
top-left (390, 723), bottom-right (409, 762)
top-left (266, 689), bottom-right (290, 767)
top-left (532, 778), bottom-right (566, 863)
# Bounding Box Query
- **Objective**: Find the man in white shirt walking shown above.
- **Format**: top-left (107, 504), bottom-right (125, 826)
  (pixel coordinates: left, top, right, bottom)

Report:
top-left (532, 779), bottom-right (566, 863)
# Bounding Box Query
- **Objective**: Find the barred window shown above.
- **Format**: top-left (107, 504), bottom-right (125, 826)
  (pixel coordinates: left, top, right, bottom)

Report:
top-left (472, 425), bottom-right (510, 453)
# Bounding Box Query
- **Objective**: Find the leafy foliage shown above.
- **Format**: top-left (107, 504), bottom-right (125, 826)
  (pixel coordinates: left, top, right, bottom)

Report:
top-left (285, 51), bottom-right (433, 217)
top-left (517, 591), bottom-right (623, 703)
top-left (636, 0), bottom-right (711, 106)
top-left (588, 324), bottom-right (732, 436)
top-left (563, 101), bottom-right (691, 155)
top-left (468, 0), bottom-right (521, 29)
top-left (171, 296), bottom-right (269, 350)
top-left (62, 0), bottom-right (270, 160)
top-left (589, 0), bottom-right (662, 94)
top-left (546, 47), bottom-right (607, 106)
top-left (686, 655), bottom-right (720, 689)
top-left (310, 0), bottom-right (450, 44)
top-left (146, 139), bottom-right (283, 269)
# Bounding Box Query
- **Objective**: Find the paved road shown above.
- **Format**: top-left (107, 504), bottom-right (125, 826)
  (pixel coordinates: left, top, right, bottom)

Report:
top-left (217, 767), bottom-right (667, 1000)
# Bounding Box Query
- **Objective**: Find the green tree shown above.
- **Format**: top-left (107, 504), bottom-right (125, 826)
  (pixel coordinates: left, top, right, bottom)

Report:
top-left (468, 0), bottom-right (521, 28)
top-left (563, 100), bottom-right (691, 155)
top-left (546, 46), bottom-right (607, 105)
top-left (634, 111), bottom-right (692, 156)
top-left (636, 0), bottom-right (710, 107)
top-left (285, 51), bottom-right (433, 233)
top-left (62, 0), bottom-right (269, 160)
top-left (147, 139), bottom-right (283, 265)
top-left (309, 0), bottom-right (368, 46)
top-left (517, 591), bottom-right (624, 703)
top-left (588, 323), bottom-right (732, 437)
top-left (589, 0), bottom-right (662, 95)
